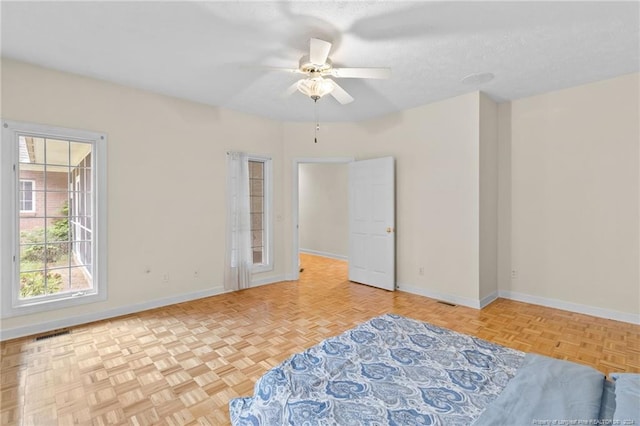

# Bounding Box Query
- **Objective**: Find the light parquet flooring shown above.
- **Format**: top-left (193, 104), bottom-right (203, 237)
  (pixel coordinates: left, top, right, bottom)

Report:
top-left (1, 253), bottom-right (639, 425)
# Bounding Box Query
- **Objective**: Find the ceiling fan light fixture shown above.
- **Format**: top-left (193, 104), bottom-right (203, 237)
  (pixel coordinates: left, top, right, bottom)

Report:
top-left (297, 77), bottom-right (334, 101)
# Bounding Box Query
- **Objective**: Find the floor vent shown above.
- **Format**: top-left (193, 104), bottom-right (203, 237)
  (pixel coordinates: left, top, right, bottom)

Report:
top-left (437, 301), bottom-right (457, 307)
top-left (35, 329), bottom-right (70, 341)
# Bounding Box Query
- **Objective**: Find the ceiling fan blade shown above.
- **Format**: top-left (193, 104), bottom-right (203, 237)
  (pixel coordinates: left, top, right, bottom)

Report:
top-left (310, 38), bottom-right (332, 65)
top-left (330, 67), bottom-right (391, 79)
top-left (260, 66), bottom-right (302, 74)
top-left (328, 80), bottom-right (354, 104)
top-left (283, 80), bottom-right (301, 97)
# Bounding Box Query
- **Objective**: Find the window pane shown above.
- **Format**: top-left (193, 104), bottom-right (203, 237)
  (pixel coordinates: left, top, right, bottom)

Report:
top-left (45, 243), bottom-right (70, 269)
top-left (46, 194), bottom-right (71, 224)
top-left (71, 241), bottom-right (92, 267)
top-left (70, 142), bottom-right (91, 167)
top-left (250, 196), bottom-right (263, 213)
top-left (250, 178), bottom-right (263, 196)
top-left (249, 161), bottom-right (263, 179)
top-left (19, 136), bottom-right (35, 164)
top-left (45, 139), bottom-right (70, 166)
top-left (252, 230), bottom-right (263, 247)
top-left (49, 216), bottom-right (71, 243)
top-left (250, 213), bottom-right (263, 230)
top-left (17, 136), bottom-right (94, 302)
top-left (19, 163), bottom-right (44, 178)
top-left (20, 219), bottom-right (46, 244)
top-left (19, 186), bottom-right (35, 212)
top-left (45, 168), bottom-right (70, 192)
top-left (69, 266), bottom-right (91, 291)
top-left (44, 270), bottom-right (66, 296)
top-left (72, 167), bottom-right (92, 193)
top-left (20, 245), bottom-right (45, 271)
top-left (248, 159), bottom-right (269, 268)
top-left (19, 164), bottom-right (41, 214)
top-left (19, 271), bottom-right (61, 299)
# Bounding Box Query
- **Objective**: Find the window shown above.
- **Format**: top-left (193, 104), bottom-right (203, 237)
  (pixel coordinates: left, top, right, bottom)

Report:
top-left (19, 180), bottom-right (35, 212)
top-left (1, 120), bottom-right (107, 317)
top-left (248, 156), bottom-right (272, 272)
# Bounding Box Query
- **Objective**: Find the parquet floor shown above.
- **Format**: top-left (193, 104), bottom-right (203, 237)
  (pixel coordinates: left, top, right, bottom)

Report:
top-left (1, 253), bottom-right (639, 425)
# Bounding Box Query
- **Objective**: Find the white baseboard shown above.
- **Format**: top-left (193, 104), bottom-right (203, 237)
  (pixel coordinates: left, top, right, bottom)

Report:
top-left (397, 283), bottom-right (482, 309)
top-left (2, 275), bottom-right (289, 341)
top-left (5, 281), bottom-right (635, 341)
top-left (300, 249), bottom-right (348, 261)
top-left (0, 286), bottom-right (227, 341)
top-left (480, 291), bottom-right (499, 308)
top-left (250, 275), bottom-right (287, 288)
top-left (397, 284), bottom-right (639, 325)
top-left (499, 290), bottom-right (640, 325)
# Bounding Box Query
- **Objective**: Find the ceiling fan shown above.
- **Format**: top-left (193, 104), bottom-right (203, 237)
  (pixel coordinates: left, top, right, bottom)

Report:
top-left (276, 38), bottom-right (391, 104)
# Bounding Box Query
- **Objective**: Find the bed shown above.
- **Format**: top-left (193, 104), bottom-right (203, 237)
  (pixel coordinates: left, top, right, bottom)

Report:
top-left (229, 314), bottom-right (639, 425)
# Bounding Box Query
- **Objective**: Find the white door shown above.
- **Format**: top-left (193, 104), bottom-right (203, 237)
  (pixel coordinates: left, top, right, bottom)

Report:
top-left (348, 157), bottom-right (395, 291)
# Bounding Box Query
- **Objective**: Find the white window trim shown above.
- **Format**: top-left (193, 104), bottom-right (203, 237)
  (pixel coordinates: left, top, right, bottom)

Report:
top-left (248, 154), bottom-right (273, 273)
top-left (19, 179), bottom-right (36, 213)
top-left (1, 119), bottom-right (108, 318)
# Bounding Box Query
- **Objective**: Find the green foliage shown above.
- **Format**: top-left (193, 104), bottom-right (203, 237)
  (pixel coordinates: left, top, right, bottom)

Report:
top-left (20, 201), bottom-right (70, 263)
top-left (50, 201), bottom-right (69, 243)
top-left (20, 271), bottom-right (63, 298)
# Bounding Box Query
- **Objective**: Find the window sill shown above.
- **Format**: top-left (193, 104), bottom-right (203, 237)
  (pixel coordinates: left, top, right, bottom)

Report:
top-left (1, 290), bottom-right (107, 319)
top-left (252, 264), bottom-right (274, 274)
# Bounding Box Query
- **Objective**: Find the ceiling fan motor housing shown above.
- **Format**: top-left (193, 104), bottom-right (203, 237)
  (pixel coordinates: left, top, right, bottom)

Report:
top-left (299, 55), bottom-right (333, 74)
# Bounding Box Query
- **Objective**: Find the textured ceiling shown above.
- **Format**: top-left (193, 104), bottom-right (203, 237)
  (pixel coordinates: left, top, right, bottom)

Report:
top-left (2, 1), bottom-right (639, 122)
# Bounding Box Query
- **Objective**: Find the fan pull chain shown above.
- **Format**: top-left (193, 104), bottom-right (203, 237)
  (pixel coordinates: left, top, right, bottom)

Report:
top-left (314, 98), bottom-right (319, 143)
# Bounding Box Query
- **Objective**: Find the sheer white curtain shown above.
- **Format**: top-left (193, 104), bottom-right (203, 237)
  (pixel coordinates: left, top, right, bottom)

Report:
top-left (224, 151), bottom-right (252, 291)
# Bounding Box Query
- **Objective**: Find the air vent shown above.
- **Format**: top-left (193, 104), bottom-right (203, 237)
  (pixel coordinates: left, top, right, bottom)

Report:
top-left (437, 301), bottom-right (457, 307)
top-left (34, 329), bottom-right (70, 341)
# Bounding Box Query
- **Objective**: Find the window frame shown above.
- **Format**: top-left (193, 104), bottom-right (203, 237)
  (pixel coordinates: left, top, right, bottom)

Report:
top-left (247, 154), bottom-right (273, 273)
top-left (19, 179), bottom-right (36, 213)
top-left (1, 120), bottom-right (108, 318)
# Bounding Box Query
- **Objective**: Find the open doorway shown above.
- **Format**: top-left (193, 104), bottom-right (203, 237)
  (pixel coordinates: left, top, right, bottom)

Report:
top-left (291, 157), bottom-right (353, 281)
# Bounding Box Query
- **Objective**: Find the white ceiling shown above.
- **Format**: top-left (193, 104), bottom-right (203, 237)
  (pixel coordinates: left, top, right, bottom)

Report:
top-left (2, 1), bottom-right (638, 122)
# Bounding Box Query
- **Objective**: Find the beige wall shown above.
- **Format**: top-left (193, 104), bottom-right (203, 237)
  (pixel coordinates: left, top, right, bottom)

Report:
top-left (299, 163), bottom-right (348, 258)
top-left (507, 73), bottom-right (639, 316)
top-left (2, 58), bottom-right (637, 336)
top-left (497, 103), bottom-right (513, 295)
top-left (283, 92), bottom-right (483, 304)
top-left (1, 59), bottom-right (285, 333)
top-left (479, 93), bottom-right (499, 303)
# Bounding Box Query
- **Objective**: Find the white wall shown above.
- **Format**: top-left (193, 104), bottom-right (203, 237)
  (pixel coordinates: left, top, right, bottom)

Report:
top-left (507, 73), bottom-right (639, 319)
top-left (299, 163), bottom-right (348, 259)
top-left (283, 93), bottom-right (483, 306)
top-left (0, 59), bottom-right (285, 337)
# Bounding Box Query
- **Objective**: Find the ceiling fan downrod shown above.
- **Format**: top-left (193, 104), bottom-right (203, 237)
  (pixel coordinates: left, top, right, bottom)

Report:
top-left (314, 98), bottom-right (320, 143)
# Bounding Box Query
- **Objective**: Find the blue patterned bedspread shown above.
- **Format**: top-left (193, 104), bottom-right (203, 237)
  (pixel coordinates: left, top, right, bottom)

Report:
top-left (229, 314), bottom-right (524, 425)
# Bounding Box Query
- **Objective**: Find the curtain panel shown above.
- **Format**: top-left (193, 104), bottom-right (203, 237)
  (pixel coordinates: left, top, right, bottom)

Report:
top-left (224, 151), bottom-right (252, 291)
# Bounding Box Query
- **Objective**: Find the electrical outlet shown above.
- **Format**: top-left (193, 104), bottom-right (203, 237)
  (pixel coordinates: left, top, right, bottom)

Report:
top-left (162, 273), bottom-right (169, 283)
top-left (144, 266), bottom-right (151, 274)
top-left (419, 267), bottom-right (425, 276)
top-left (511, 270), bottom-right (518, 279)
top-left (194, 270), bottom-right (200, 279)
